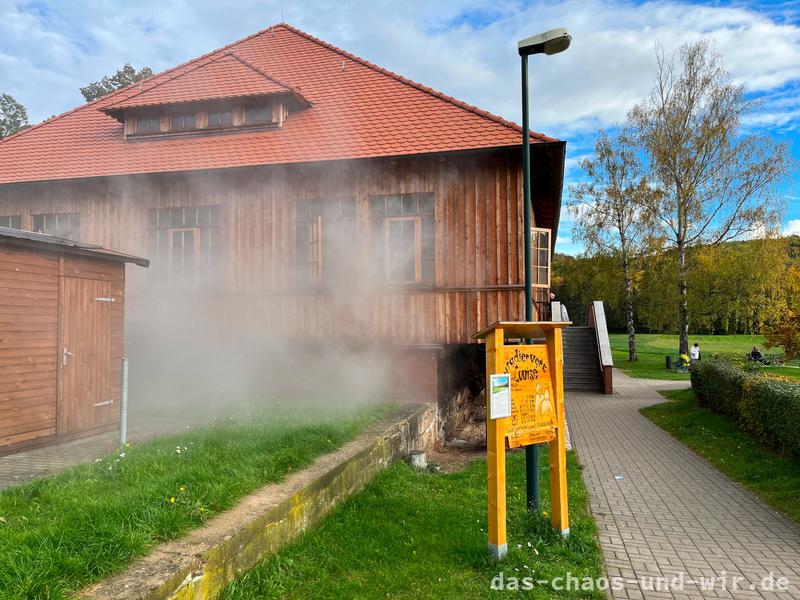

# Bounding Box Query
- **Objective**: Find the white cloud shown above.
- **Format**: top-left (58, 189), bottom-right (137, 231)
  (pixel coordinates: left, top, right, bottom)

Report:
top-left (1, 0), bottom-right (798, 137)
top-left (784, 219), bottom-right (800, 236)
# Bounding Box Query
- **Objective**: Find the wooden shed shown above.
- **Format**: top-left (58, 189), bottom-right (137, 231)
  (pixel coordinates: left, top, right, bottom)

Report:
top-left (0, 226), bottom-right (148, 454)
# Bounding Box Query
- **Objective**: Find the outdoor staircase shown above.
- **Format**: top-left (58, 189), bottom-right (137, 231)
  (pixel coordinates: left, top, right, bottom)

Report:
top-left (562, 326), bottom-right (605, 392)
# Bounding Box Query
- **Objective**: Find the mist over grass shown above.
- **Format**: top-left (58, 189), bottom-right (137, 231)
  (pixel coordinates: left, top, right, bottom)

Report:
top-left (0, 403), bottom-right (391, 600)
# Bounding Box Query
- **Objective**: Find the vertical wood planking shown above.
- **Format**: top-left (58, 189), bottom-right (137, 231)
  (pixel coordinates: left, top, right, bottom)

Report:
top-left (0, 149), bottom-right (530, 346)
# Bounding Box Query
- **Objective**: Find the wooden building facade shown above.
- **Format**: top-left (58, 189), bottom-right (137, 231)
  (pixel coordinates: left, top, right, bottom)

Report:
top-left (0, 23), bottom-right (566, 403)
top-left (0, 146), bottom-right (561, 346)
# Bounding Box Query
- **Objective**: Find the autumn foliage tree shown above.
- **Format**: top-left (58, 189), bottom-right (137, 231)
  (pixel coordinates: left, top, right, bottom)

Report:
top-left (765, 265), bottom-right (800, 359)
top-left (628, 41), bottom-right (791, 355)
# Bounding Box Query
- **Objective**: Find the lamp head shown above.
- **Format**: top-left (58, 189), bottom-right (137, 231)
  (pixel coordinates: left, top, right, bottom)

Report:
top-left (518, 28), bottom-right (571, 56)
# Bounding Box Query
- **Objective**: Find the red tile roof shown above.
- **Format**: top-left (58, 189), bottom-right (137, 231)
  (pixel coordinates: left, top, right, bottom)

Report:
top-left (102, 53), bottom-right (306, 115)
top-left (0, 23), bottom-right (558, 185)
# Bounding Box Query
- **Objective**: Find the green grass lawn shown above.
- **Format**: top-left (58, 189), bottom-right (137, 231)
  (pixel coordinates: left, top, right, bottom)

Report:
top-left (641, 389), bottom-right (800, 524)
top-left (0, 404), bottom-right (389, 600)
top-left (221, 450), bottom-right (603, 600)
top-left (610, 333), bottom-right (775, 380)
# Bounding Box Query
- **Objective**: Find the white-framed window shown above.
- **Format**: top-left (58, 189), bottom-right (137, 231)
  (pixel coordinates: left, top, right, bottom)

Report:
top-left (147, 206), bottom-right (220, 287)
top-left (370, 193), bottom-right (435, 285)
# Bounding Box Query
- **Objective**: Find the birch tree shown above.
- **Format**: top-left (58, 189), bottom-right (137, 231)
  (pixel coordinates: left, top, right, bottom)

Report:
top-left (570, 131), bottom-right (655, 361)
top-left (628, 40), bottom-right (791, 354)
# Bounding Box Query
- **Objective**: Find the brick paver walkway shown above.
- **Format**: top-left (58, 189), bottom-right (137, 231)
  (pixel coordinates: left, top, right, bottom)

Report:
top-left (568, 370), bottom-right (800, 599)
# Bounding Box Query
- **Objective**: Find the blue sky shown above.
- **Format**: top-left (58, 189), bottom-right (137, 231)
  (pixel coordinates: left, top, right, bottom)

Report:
top-left (0, 0), bottom-right (798, 254)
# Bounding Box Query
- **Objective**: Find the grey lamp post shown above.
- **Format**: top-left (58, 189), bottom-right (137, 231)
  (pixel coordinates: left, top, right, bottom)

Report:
top-left (518, 28), bottom-right (571, 511)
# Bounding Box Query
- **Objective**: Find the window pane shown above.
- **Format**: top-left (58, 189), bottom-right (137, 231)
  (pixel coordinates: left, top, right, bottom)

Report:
top-left (0, 215), bottom-right (21, 229)
top-left (245, 105), bottom-right (270, 124)
top-left (388, 220), bottom-right (403, 281)
top-left (419, 193), bottom-right (435, 215)
top-left (539, 230), bottom-right (549, 248)
top-left (372, 219), bottom-right (384, 279)
top-left (197, 206), bottom-right (209, 227)
top-left (33, 215), bottom-right (44, 232)
top-left (172, 113), bottom-right (196, 130)
top-left (183, 231), bottom-right (195, 275)
top-left (538, 249), bottom-right (549, 268)
top-left (421, 217), bottom-right (434, 258)
top-left (538, 268), bottom-right (549, 286)
top-left (402, 220), bottom-right (416, 281)
top-left (402, 195), bottom-right (417, 215)
top-left (185, 207), bottom-right (199, 227)
top-left (387, 196), bottom-right (402, 216)
top-left (370, 197), bottom-right (384, 218)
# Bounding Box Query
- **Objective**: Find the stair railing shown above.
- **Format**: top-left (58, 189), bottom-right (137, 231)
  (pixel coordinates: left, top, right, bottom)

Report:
top-left (587, 301), bottom-right (614, 394)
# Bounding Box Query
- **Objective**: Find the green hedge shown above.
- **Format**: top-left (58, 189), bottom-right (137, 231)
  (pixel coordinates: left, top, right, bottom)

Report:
top-left (691, 360), bottom-right (800, 456)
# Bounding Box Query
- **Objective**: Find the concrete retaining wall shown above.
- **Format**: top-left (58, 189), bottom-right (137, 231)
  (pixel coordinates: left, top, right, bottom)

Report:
top-left (81, 403), bottom-right (437, 600)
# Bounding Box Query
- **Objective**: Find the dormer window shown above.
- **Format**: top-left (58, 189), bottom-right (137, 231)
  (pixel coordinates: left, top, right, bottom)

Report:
top-left (137, 114), bottom-right (161, 134)
top-left (245, 104), bottom-right (272, 125)
top-left (207, 108), bottom-right (234, 128)
top-left (171, 111), bottom-right (196, 131)
top-left (102, 52), bottom-right (311, 140)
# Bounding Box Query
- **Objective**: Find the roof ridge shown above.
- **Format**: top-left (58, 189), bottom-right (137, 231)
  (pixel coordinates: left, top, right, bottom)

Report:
top-left (102, 53), bottom-right (233, 109)
top-left (225, 52), bottom-right (306, 99)
top-left (0, 23), bottom-right (287, 146)
top-left (273, 23), bottom-right (557, 143)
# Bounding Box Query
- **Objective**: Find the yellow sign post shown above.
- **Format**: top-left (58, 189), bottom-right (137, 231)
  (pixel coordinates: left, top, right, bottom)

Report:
top-left (473, 321), bottom-right (570, 561)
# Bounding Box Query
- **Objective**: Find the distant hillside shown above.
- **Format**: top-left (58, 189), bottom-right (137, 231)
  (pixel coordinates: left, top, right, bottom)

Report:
top-left (551, 235), bottom-right (799, 334)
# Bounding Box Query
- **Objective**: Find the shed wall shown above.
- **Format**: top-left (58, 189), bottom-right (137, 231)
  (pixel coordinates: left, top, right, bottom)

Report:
top-left (0, 242), bottom-right (126, 451)
top-left (0, 244), bottom-right (59, 447)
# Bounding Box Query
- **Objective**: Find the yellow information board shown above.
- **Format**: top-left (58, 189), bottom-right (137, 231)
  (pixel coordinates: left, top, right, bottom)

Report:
top-left (501, 345), bottom-right (556, 448)
top-left (473, 321), bottom-right (570, 561)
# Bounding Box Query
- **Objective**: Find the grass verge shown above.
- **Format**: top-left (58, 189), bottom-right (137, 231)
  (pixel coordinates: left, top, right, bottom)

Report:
top-left (0, 404), bottom-right (390, 600)
top-left (641, 389), bottom-right (800, 524)
top-left (221, 450), bottom-right (603, 600)
top-left (609, 333), bottom-right (787, 381)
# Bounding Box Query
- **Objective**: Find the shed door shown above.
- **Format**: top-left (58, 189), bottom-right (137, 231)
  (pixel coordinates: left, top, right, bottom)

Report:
top-left (58, 278), bottom-right (114, 434)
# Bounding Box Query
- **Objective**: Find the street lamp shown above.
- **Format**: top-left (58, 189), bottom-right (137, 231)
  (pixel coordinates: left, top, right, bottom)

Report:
top-left (518, 27), bottom-right (571, 512)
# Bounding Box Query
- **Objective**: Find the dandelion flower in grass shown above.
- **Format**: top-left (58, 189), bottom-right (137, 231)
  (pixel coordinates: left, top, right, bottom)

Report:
top-left (169, 497), bottom-right (176, 504)
top-left (179, 486), bottom-right (186, 492)
top-left (543, 511), bottom-right (549, 517)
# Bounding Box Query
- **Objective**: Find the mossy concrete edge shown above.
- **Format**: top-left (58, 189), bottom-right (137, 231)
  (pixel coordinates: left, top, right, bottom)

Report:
top-left (80, 404), bottom-right (437, 600)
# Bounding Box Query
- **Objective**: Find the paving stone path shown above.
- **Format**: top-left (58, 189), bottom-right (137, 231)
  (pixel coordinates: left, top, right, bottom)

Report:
top-left (567, 370), bottom-right (800, 599)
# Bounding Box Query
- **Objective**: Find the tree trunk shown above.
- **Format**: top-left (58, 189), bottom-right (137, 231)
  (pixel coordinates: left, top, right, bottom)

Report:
top-left (622, 253), bottom-right (638, 361)
top-left (678, 243), bottom-right (689, 355)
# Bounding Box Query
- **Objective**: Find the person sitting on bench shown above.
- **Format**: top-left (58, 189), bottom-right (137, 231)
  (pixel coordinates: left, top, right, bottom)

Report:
top-left (748, 347), bottom-right (770, 365)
